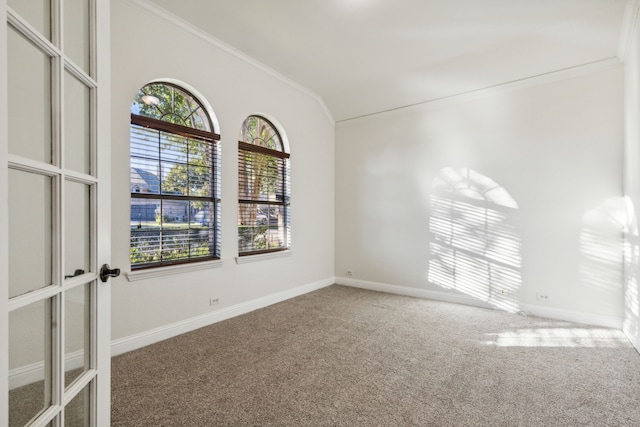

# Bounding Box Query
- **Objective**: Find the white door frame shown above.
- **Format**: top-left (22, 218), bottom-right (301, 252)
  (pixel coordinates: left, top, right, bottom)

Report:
top-left (1, 0), bottom-right (10, 424)
top-left (94, 0), bottom-right (111, 424)
top-left (1, 0), bottom-right (111, 425)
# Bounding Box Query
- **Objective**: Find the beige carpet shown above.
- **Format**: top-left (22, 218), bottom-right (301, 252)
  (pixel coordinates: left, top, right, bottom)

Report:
top-left (111, 285), bottom-right (640, 426)
top-left (9, 369), bottom-right (88, 427)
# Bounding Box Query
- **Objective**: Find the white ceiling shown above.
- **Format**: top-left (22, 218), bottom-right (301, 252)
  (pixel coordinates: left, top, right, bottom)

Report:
top-left (147, 0), bottom-right (629, 122)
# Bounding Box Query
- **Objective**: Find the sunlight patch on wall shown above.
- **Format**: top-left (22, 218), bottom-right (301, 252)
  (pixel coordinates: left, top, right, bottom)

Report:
top-left (482, 327), bottom-right (632, 348)
top-left (428, 167), bottom-right (521, 312)
top-left (623, 196), bottom-right (640, 340)
top-left (579, 197), bottom-right (626, 294)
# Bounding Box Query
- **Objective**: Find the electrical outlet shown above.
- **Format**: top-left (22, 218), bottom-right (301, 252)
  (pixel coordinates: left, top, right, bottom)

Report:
top-left (209, 297), bottom-right (220, 306)
top-left (345, 270), bottom-right (353, 277)
top-left (536, 293), bottom-right (550, 302)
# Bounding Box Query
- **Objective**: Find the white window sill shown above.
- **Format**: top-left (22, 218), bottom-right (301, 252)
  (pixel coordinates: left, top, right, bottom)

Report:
top-left (235, 250), bottom-right (291, 264)
top-left (126, 259), bottom-right (224, 282)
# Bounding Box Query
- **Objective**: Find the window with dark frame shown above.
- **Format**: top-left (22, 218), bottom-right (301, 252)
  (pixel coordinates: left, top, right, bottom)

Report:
top-left (129, 82), bottom-right (221, 269)
top-left (238, 115), bottom-right (290, 256)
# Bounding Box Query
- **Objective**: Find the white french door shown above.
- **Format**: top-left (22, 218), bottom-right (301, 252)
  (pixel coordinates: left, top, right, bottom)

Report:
top-left (2, 0), bottom-right (111, 426)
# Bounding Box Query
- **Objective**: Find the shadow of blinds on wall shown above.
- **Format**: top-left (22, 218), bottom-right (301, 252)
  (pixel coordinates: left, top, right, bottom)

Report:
top-left (623, 196), bottom-right (640, 340)
top-left (428, 167), bottom-right (521, 312)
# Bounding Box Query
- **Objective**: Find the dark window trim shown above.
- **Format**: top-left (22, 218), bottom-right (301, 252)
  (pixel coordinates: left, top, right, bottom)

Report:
top-left (130, 100), bottom-right (221, 269)
top-left (237, 119), bottom-right (290, 256)
top-left (132, 193), bottom-right (219, 203)
top-left (130, 255), bottom-right (221, 271)
top-left (238, 199), bottom-right (286, 205)
top-left (238, 141), bottom-right (290, 159)
top-left (238, 247), bottom-right (288, 257)
top-left (131, 113), bottom-right (220, 141)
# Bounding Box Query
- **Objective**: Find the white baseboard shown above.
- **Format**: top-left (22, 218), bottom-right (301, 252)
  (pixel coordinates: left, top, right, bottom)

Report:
top-left (11, 278), bottom-right (335, 389)
top-left (9, 350), bottom-right (84, 390)
top-left (629, 333), bottom-right (640, 353)
top-left (623, 323), bottom-right (640, 353)
top-left (12, 275), bottom-right (626, 390)
top-left (520, 303), bottom-right (623, 329)
top-left (9, 361), bottom-right (44, 390)
top-left (111, 277), bottom-right (335, 357)
top-left (336, 276), bottom-right (495, 310)
top-left (336, 277), bottom-right (623, 330)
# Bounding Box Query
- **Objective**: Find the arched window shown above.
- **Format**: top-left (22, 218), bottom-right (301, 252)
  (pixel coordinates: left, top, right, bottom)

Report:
top-left (238, 115), bottom-right (290, 255)
top-left (129, 82), bottom-right (220, 268)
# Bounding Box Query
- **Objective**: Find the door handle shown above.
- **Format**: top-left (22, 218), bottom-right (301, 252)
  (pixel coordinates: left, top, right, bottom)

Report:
top-left (100, 264), bottom-right (121, 282)
top-left (65, 269), bottom-right (85, 279)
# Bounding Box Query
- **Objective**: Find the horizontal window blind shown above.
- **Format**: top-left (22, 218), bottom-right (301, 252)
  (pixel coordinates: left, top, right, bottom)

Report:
top-left (130, 115), bottom-right (220, 269)
top-left (238, 142), bottom-right (289, 255)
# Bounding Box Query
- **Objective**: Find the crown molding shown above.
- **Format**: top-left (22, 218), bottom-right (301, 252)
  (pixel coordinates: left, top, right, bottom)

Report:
top-left (337, 57), bottom-right (621, 125)
top-left (124, 0), bottom-right (335, 125)
top-left (618, 0), bottom-right (640, 62)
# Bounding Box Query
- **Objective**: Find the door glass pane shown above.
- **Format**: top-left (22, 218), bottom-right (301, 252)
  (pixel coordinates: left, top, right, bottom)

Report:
top-left (64, 71), bottom-right (92, 174)
top-left (8, 0), bottom-right (52, 41)
top-left (8, 26), bottom-right (52, 164)
top-left (65, 284), bottom-right (90, 387)
top-left (9, 169), bottom-right (53, 298)
top-left (65, 383), bottom-right (91, 427)
top-left (9, 299), bottom-right (53, 427)
top-left (64, 0), bottom-right (91, 74)
top-left (65, 181), bottom-right (91, 278)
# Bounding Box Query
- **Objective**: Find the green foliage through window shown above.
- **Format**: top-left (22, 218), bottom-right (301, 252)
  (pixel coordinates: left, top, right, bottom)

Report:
top-left (130, 82), bottom-right (220, 268)
top-left (131, 82), bottom-right (211, 130)
top-left (238, 115), bottom-right (290, 255)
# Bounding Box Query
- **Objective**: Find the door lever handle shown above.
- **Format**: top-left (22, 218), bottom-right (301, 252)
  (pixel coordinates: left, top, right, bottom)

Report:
top-left (100, 264), bottom-right (121, 282)
top-left (65, 269), bottom-right (85, 279)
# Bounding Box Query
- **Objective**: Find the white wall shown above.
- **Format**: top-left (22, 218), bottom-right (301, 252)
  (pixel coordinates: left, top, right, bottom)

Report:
top-left (336, 64), bottom-right (625, 326)
top-left (623, 8), bottom-right (640, 351)
top-left (110, 0), bottom-right (335, 342)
